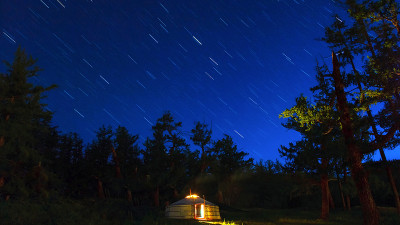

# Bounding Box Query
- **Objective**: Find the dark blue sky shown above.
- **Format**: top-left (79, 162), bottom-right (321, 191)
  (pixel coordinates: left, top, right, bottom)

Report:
top-left (1, 0), bottom-right (397, 161)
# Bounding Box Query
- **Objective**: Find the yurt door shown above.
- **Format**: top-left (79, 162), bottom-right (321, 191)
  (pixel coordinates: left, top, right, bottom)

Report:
top-left (194, 203), bottom-right (205, 219)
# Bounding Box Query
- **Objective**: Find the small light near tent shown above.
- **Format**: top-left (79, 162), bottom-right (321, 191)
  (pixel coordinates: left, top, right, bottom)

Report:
top-left (185, 194), bottom-right (199, 198)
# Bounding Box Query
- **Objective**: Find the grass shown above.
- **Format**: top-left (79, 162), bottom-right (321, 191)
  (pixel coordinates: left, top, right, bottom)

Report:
top-left (219, 207), bottom-right (399, 225)
top-left (0, 199), bottom-right (399, 225)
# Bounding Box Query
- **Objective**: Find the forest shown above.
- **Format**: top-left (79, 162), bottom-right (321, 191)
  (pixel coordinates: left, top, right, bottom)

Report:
top-left (1, 1), bottom-right (400, 225)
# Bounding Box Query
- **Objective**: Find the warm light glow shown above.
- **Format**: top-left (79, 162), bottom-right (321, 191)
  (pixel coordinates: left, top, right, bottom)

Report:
top-left (195, 203), bottom-right (205, 220)
top-left (185, 194), bottom-right (200, 198)
top-left (199, 221), bottom-right (237, 225)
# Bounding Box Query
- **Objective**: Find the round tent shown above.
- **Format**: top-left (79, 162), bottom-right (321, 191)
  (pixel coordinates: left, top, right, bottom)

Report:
top-left (165, 195), bottom-right (221, 220)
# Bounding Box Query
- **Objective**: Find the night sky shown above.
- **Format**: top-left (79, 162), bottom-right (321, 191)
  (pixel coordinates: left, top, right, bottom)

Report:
top-left (1, 0), bottom-right (397, 161)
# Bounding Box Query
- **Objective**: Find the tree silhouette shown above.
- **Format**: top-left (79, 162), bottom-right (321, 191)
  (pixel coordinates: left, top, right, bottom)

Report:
top-left (0, 48), bottom-right (56, 199)
top-left (85, 125), bottom-right (113, 198)
top-left (323, 3), bottom-right (400, 212)
top-left (143, 112), bottom-right (192, 207)
top-left (280, 92), bottom-right (347, 220)
top-left (210, 134), bottom-right (253, 205)
top-left (191, 121), bottom-right (212, 174)
top-left (56, 132), bottom-right (84, 197)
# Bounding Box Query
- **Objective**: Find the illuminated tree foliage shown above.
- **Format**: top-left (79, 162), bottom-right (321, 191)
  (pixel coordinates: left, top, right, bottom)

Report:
top-left (323, 1), bottom-right (400, 213)
top-left (281, 1), bottom-right (400, 224)
top-left (279, 75), bottom-right (347, 220)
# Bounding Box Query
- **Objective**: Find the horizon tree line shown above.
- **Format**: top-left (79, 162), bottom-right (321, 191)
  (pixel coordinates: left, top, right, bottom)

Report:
top-left (0, 49), bottom-right (254, 206)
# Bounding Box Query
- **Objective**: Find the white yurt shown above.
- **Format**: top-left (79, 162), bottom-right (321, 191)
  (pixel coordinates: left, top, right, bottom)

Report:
top-left (165, 194), bottom-right (221, 220)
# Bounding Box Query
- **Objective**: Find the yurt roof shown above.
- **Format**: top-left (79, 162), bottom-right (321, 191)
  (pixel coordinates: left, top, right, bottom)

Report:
top-left (170, 197), bottom-right (217, 206)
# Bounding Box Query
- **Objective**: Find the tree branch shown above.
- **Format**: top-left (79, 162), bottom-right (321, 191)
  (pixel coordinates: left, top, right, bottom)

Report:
top-left (370, 121), bottom-right (400, 151)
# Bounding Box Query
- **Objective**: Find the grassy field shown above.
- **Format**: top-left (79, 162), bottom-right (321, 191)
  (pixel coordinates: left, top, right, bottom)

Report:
top-left (0, 199), bottom-right (399, 225)
top-left (219, 207), bottom-right (399, 225)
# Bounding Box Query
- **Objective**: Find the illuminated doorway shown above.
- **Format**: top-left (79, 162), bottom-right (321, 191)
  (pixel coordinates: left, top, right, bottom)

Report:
top-left (194, 203), bottom-right (205, 219)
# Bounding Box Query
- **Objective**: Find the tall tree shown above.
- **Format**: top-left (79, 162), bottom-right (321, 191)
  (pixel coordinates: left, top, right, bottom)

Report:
top-left (85, 125), bottom-right (113, 198)
top-left (190, 121), bottom-right (212, 174)
top-left (212, 135), bottom-right (252, 177)
top-left (331, 52), bottom-right (380, 225)
top-left (114, 126), bottom-right (141, 179)
top-left (56, 132), bottom-right (84, 197)
top-left (210, 134), bottom-right (253, 205)
top-left (0, 48), bottom-right (56, 199)
top-left (281, 1), bottom-right (400, 223)
top-left (340, 0), bottom-right (400, 153)
top-left (280, 93), bottom-right (346, 220)
top-left (113, 126), bottom-right (141, 201)
top-left (143, 112), bottom-right (191, 207)
top-left (323, 6), bottom-right (400, 212)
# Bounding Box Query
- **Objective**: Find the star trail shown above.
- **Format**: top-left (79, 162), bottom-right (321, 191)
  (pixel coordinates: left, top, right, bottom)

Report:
top-left (2, 0), bottom-right (395, 161)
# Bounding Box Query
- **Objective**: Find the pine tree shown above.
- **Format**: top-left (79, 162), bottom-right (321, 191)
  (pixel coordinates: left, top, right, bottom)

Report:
top-left (114, 126), bottom-right (141, 179)
top-left (143, 112), bottom-right (191, 207)
top-left (190, 121), bottom-right (212, 174)
top-left (85, 125), bottom-right (113, 198)
top-left (113, 126), bottom-right (141, 201)
top-left (0, 48), bottom-right (56, 199)
top-left (212, 135), bottom-right (252, 177)
top-left (324, 0), bottom-right (400, 214)
top-left (331, 52), bottom-right (380, 225)
top-left (56, 132), bottom-right (84, 197)
top-left (280, 1), bottom-right (400, 223)
top-left (280, 88), bottom-right (346, 220)
top-left (210, 134), bottom-right (253, 205)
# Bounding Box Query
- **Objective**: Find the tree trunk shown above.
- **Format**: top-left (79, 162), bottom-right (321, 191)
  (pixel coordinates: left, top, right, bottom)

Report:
top-left (359, 19), bottom-right (376, 59)
top-left (367, 110), bottom-right (400, 214)
top-left (345, 33), bottom-right (400, 213)
top-left (200, 157), bottom-right (207, 174)
top-left (97, 178), bottom-right (105, 199)
top-left (1, 98), bottom-right (12, 148)
top-left (346, 195), bottom-right (352, 211)
top-left (111, 146), bottom-right (122, 179)
top-left (105, 188), bottom-right (110, 198)
top-left (337, 174), bottom-right (347, 210)
top-left (0, 176), bottom-right (4, 188)
top-left (0, 176), bottom-right (8, 201)
top-left (154, 186), bottom-right (159, 207)
top-left (344, 168), bottom-right (352, 211)
top-left (347, 21), bottom-right (400, 211)
top-left (0, 115), bottom-right (10, 147)
top-left (200, 147), bottom-right (206, 174)
top-left (328, 184), bottom-right (335, 210)
top-left (218, 190), bottom-right (223, 204)
top-left (127, 189), bottom-right (132, 202)
top-left (320, 157), bottom-right (330, 220)
top-left (332, 52), bottom-right (379, 225)
top-left (321, 168), bottom-right (330, 220)
top-left (384, 163), bottom-right (400, 214)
